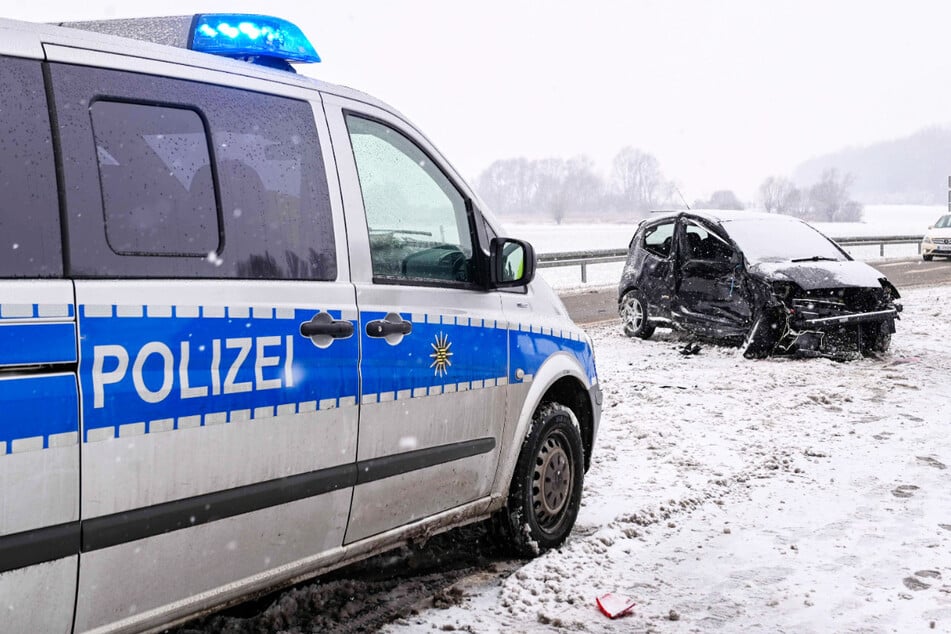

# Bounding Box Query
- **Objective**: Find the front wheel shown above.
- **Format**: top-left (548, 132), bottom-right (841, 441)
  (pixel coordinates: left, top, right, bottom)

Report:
top-left (861, 322), bottom-right (892, 356)
top-left (923, 254), bottom-right (934, 262)
top-left (494, 402), bottom-right (585, 556)
top-left (619, 291), bottom-right (655, 339)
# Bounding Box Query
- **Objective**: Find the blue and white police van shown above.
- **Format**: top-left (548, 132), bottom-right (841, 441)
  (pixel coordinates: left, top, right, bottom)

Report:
top-left (0, 14), bottom-right (601, 632)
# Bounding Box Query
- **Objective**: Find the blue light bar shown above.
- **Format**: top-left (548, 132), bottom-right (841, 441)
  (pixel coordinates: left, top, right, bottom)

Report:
top-left (190, 14), bottom-right (321, 65)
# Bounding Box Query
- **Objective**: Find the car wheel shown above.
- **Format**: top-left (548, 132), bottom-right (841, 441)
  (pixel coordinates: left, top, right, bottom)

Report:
top-left (923, 254), bottom-right (934, 262)
top-left (861, 322), bottom-right (891, 356)
top-left (619, 291), bottom-right (655, 339)
top-left (493, 402), bottom-right (585, 557)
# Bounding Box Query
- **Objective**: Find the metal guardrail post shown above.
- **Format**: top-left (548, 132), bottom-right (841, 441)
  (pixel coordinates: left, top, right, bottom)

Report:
top-left (581, 262), bottom-right (587, 283)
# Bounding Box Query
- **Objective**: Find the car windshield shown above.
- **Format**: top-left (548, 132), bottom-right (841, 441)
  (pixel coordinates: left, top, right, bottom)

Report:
top-left (721, 218), bottom-right (847, 263)
top-left (935, 215), bottom-right (951, 229)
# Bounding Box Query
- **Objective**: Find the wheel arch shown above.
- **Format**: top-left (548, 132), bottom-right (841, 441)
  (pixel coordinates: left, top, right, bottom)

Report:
top-left (491, 352), bottom-right (597, 505)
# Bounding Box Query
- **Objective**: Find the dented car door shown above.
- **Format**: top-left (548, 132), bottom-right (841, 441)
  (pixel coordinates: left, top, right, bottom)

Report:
top-left (674, 218), bottom-right (753, 338)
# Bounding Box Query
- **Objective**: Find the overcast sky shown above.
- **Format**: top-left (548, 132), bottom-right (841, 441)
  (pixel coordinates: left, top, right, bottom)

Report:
top-left (7, 1), bottom-right (951, 201)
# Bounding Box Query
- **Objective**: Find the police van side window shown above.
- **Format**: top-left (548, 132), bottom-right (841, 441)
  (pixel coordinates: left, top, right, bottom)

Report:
top-left (0, 57), bottom-right (62, 277)
top-left (90, 101), bottom-right (218, 256)
top-left (51, 64), bottom-right (336, 280)
top-left (345, 115), bottom-right (475, 285)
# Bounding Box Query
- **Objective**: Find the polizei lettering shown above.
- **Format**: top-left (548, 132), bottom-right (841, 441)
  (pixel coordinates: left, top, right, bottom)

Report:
top-left (92, 336), bottom-right (295, 408)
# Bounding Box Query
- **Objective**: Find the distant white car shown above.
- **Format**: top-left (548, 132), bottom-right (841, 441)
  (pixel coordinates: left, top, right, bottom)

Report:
top-left (922, 214), bottom-right (951, 261)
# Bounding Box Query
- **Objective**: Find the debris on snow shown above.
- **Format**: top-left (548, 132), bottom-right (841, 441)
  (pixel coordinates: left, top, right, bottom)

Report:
top-left (595, 593), bottom-right (636, 619)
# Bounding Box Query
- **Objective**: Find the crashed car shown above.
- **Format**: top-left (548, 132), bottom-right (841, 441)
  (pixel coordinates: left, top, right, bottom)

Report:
top-left (618, 210), bottom-right (902, 359)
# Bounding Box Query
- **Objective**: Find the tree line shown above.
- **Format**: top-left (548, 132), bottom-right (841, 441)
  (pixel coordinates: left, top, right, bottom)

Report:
top-left (474, 148), bottom-right (863, 223)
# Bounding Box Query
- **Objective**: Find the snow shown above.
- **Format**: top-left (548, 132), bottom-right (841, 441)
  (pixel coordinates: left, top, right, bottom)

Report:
top-left (387, 284), bottom-right (951, 633)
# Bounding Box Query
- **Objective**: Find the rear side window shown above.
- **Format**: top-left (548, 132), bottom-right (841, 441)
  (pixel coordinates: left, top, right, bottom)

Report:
top-left (0, 57), bottom-right (62, 277)
top-left (50, 64), bottom-right (336, 280)
top-left (643, 221), bottom-right (674, 258)
top-left (91, 101), bottom-right (218, 256)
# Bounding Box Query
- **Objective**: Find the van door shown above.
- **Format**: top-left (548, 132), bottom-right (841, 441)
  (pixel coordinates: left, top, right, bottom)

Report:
top-left (46, 58), bottom-right (358, 632)
top-left (0, 54), bottom-right (79, 634)
top-left (324, 97), bottom-right (507, 543)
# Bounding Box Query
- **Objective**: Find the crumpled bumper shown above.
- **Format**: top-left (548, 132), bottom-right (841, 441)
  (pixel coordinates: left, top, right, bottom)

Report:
top-left (798, 306), bottom-right (900, 328)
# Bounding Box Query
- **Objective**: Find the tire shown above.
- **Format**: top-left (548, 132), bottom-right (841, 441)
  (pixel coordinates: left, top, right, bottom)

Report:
top-left (861, 322), bottom-right (892, 356)
top-left (494, 402), bottom-right (585, 557)
top-left (923, 254), bottom-right (934, 262)
top-left (619, 291), bottom-right (655, 339)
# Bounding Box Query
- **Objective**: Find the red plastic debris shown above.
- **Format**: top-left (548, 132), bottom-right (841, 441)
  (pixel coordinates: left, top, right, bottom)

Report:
top-left (596, 593), bottom-right (636, 619)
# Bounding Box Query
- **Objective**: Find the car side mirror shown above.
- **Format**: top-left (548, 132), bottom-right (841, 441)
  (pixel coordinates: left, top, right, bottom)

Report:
top-left (489, 237), bottom-right (535, 288)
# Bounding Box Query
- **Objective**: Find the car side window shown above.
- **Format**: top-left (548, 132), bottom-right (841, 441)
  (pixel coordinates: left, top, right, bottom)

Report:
top-left (345, 115), bottom-right (474, 285)
top-left (91, 101), bottom-right (218, 256)
top-left (684, 220), bottom-right (734, 261)
top-left (643, 221), bottom-right (675, 258)
top-left (0, 57), bottom-right (62, 277)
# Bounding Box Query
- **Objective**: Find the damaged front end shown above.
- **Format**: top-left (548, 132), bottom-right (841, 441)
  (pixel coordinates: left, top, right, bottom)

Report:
top-left (743, 278), bottom-right (902, 360)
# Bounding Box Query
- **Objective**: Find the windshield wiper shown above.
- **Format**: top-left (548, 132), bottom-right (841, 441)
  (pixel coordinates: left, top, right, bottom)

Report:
top-left (790, 255), bottom-right (839, 263)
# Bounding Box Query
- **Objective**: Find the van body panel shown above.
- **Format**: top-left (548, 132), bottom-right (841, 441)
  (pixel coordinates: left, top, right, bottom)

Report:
top-left (0, 281), bottom-right (79, 634)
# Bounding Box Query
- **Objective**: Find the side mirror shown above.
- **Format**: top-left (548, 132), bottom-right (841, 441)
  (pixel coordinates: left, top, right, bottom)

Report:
top-left (489, 237), bottom-right (535, 288)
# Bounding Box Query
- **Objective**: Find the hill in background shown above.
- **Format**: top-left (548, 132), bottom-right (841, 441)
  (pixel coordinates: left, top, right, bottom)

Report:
top-left (793, 126), bottom-right (951, 204)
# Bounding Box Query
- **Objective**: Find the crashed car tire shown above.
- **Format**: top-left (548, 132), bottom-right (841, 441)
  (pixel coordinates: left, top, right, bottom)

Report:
top-left (492, 402), bottom-right (585, 557)
top-left (619, 291), bottom-right (656, 339)
top-left (860, 322), bottom-right (892, 356)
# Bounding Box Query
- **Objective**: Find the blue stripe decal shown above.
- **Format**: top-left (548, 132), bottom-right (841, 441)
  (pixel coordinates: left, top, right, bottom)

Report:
top-left (0, 374), bottom-right (79, 449)
top-left (78, 307), bottom-right (359, 441)
top-left (510, 327), bottom-right (597, 384)
top-left (359, 312), bottom-right (507, 400)
top-left (0, 322), bottom-right (77, 367)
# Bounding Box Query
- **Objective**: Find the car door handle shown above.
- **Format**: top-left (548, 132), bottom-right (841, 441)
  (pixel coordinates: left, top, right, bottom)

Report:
top-left (300, 319), bottom-right (354, 338)
top-left (366, 319), bottom-right (413, 338)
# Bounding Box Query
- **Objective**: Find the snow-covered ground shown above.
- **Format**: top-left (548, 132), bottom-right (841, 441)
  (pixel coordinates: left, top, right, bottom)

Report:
top-left (388, 284), bottom-right (951, 633)
top-left (512, 204), bottom-right (944, 291)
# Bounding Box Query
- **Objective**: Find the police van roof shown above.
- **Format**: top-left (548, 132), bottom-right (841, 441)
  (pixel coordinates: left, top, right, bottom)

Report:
top-left (0, 15), bottom-right (388, 114)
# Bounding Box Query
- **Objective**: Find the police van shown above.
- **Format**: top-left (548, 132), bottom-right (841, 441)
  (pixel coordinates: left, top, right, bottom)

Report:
top-left (0, 13), bottom-right (601, 633)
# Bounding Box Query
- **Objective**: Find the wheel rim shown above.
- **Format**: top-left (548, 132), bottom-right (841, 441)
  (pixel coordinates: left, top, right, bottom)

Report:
top-left (622, 296), bottom-right (644, 330)
top-left (532, 429), bottom-right (573, 531)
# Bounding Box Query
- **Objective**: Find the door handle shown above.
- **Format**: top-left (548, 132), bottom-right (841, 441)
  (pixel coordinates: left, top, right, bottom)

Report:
top-left (299, 312), bottom-right (354, 349)
top-left (300, 320), bottom-right (354, 338)
top-left (366, 319), bottom-right (412, 337)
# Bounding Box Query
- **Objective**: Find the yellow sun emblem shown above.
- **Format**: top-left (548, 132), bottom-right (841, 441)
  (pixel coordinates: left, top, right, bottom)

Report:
top-left (429, 331), bottom-right (453, 377)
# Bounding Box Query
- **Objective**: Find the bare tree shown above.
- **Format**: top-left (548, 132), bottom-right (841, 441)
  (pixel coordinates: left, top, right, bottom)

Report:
top-left (611, 147), bottom-right (666, 212)
top-left (474, 158), bottom-right (539, 217)
top-left (706, 190), bottom-right (745, 210)
top-left (522, 156), bottom-right (603, 224)
top-left (759, 176), bottom-right (798, 213)
top-left (807, 169), bottom-right (862, 222)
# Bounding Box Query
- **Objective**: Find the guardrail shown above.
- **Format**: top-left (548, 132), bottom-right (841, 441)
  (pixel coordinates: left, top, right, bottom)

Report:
top-left (537, 235), bottom-right (925, 283)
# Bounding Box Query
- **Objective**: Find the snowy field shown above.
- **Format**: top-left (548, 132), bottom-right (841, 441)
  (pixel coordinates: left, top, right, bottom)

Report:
top-left (386, 284), bottom-right (951, 633)
top-left (513, 204), bottom-right (944, 291)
